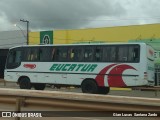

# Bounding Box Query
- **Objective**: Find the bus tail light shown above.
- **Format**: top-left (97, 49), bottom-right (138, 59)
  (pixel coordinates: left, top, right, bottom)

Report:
top-left (144, 72), bottom-right (147, 80)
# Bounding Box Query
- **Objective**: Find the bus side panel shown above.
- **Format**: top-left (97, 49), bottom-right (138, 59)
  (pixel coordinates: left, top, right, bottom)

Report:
top-left (4, 71), bottom-right (18, 82)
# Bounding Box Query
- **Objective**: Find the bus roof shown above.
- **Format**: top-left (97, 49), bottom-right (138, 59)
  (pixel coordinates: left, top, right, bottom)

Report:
top-left (9, 42), bottom-right (147, 49)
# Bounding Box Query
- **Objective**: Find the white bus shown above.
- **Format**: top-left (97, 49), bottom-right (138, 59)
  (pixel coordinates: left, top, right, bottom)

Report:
top-left (4, 43), bottom-right (155, 94)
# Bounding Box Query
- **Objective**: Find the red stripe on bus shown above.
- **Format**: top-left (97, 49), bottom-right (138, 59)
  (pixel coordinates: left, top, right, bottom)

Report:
top-left (108, 64), bottom-right (136, 87)
top-left (95, 64), bottom-right (116, 86)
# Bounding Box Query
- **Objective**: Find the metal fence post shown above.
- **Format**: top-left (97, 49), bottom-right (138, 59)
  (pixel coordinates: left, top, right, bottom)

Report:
top-left (15, 97), bottom-right (25, 120)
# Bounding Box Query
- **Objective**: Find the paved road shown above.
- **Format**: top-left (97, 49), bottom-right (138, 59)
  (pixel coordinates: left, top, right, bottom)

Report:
top-left (0, 81), bottom-right (159, 98)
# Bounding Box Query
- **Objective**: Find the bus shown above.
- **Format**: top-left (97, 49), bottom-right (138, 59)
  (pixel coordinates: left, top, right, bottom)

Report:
top-left (4, 43), bottom-right (155, 94)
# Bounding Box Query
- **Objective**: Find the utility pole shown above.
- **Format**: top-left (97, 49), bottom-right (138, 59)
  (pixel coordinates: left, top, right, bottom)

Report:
top-left (20, 19), bottom-right (29, 45)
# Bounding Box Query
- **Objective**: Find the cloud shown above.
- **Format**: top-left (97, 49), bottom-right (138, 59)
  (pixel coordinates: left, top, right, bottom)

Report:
top-left (0, 0), bottom-right (160, 31)
top-left (0, 12), bottom-right (13, 31)
top-left (0, 0), bottom-right (126, 31)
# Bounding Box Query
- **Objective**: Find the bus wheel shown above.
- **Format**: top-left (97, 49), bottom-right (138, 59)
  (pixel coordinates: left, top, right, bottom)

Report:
top-left (33, 83), bottom-right (46, 90)
top-left (98, 87), bottom-right (110, 94)
top-left (19, 77), bottom-right (32, 89)
top-left (81, 79), bottom-right (98, 94)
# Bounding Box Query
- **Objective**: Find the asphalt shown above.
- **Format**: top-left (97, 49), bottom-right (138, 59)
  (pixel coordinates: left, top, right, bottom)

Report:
top-left (0, 80), bottom-right (159, 98)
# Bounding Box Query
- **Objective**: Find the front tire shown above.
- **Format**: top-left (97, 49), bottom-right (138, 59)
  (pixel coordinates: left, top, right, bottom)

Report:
top-left (81, 79), bottom-right (98, 94)
top-left (19, 77), bottom-right (32, 89)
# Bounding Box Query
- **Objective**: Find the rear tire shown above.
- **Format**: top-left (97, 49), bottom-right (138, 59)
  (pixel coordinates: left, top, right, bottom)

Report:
top-left (81, 79), bottom-right (98, 94)
top-left (33, 83), bottom-right (46, 90)
top-left (19, 77), bottom-right (32, 89)
top-left (98, 87), bottom-right (110, 94)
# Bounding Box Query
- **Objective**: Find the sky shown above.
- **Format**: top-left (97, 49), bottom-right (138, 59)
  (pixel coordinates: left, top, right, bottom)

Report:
top-left (0, 0), bottom-right (160, 31)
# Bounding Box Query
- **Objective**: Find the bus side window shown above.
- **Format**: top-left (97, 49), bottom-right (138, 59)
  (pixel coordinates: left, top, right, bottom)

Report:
top-left (133, 48), bottom-right (139, 62)
top-left (56, 47), bottom-right (68, 61)
top-left (128, 46), bottom-right (139, 62)
top-left (39, 47), bottom-right (52, 61)
top-left (30, 49), bottom-right (40, 61)
top-left (24, 48), bottom-right (40, 61)
top-left (25, 49), bottom-right (31, 61)
top-left (52, 48), bottom-right (56, 61)
top-left (118, 46), bottom-right (128, 62)
top-left (110, 47), bottom-right (116, 62)
top-left (73, 47), bottom-right (83, 62)
top-left (103, 46), bottom-right (116, 62)
top-left (95, 47), bottom-right (102, 62)
top-left (68, 48), bottom-right (75, 61)
top-left (84, 47), bottom-right (94, 61)
top-left (67, 47), bottom-right (83, 62)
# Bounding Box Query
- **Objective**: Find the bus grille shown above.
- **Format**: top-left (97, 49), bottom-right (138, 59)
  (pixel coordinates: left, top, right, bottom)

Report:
top-left (155, 68), bottom-right (160, 86)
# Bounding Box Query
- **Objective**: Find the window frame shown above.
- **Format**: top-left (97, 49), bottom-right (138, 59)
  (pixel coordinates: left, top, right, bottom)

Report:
top-left (116, 44), bottom-right (140, 63)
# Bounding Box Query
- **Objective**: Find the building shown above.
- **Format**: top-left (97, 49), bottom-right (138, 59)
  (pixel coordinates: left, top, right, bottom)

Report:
top-left (29, 23), bottom-right (160, 50)
top-left (0, 30), bottom-right (26, 78)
